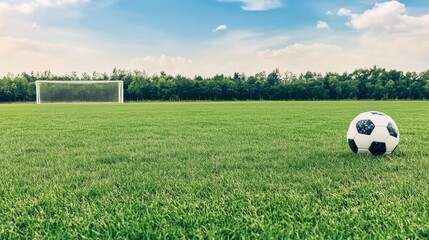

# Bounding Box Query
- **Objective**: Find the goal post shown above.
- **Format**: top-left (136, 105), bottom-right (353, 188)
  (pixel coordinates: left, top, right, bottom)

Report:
top-left (36, 80), bottom-right (124, 104)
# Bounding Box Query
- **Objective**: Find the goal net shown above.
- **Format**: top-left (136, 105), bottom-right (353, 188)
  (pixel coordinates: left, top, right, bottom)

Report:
top-left (36, 81), bottom-right (124, 104)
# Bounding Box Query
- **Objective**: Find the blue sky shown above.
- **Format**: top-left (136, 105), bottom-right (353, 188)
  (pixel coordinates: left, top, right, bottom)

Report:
top-left (1, 0), bottom-right (428, 76)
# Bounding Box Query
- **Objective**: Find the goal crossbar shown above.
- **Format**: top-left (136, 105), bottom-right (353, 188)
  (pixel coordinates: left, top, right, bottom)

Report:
top-left (36, 80), bottom-right (124, 104)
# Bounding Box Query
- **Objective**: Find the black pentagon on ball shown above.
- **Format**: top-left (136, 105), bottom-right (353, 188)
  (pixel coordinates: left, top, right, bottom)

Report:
top-left (369, 142), bottom-right (387, 156)
top-left (387, 123), bottom-right (398, 138)
top-left (348, 139), bottom-right (358, 154)
top-left (356, 119), bottom-right (375, 135)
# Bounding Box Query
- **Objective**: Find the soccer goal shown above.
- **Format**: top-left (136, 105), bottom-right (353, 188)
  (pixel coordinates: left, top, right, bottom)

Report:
top-left (35, 81), bottom-right (124, 104)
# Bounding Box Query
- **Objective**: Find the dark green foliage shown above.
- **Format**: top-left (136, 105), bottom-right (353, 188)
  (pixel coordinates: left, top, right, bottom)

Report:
top-left (1, 67), bottom-right (429, 102)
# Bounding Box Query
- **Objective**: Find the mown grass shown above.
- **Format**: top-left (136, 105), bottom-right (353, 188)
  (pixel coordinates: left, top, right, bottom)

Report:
top-left (0, 101), bottom-right (428, 239)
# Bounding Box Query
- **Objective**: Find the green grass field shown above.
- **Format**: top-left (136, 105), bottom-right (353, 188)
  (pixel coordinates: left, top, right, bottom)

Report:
top-left (1, 101), bottom-right (428, 239)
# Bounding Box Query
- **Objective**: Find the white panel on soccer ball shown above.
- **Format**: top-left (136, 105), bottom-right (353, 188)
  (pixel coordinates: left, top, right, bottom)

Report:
top-left (358, 112), bottom-right (372, 120)
top-left (385, 115), bottom-right (394, 122)
top-left (370, 126), bottom-right (390, 142)
top-left (350, 112), bottom-right (371, 125)
top-left (370, 115), bottom-right (390, 127)
top-left (354, 134), bottom-right (372, 149)
top-left (347, 124), bottom-right (358, 139)
top-left (385, 136), bottom-right (399, 152)
top-left (385, 114), bottom-right (396, 125)
top-left (347, 111), bottom-right (400, 155)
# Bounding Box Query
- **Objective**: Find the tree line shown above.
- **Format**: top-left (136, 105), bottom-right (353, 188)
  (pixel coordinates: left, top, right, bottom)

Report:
top-left (1, 67), bottom-right (429, 102)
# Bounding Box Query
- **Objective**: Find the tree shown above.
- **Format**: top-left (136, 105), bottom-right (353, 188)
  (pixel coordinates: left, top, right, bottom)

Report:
top-left (1, 67), bottom-right (429, 102)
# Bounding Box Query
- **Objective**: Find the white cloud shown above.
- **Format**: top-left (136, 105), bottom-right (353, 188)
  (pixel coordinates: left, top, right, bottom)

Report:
top-left (260, 43), bottom-right (359, 73)
top-left (1, 0), bottom-right (428, 77)
top-left (338, 8), bottom-right (352, 16)
top-left (316, 21), bottom-right (329, 29)
top-left (343, 1), bottom-right (406, 30)
top-left (128, 31), bottom-right (291, 77)
top-left (25, 22), bottom-right (39, 29)
top-left (327, 10), bottom-right (333, 15)
top-left (0, 0), bottom-right (92, 54)
top-left (128, 7), bottom-right (429, 77)
top-left (336, 0), bottom-right (429, 72)
top-left (0, 36), bottom-right (117, 75)
top-left (219, 0), bottom-right (283, 11)
top-left (213, 24), bottom-right (228, 32)
top-left (339, 0), bottom-right (429, 32)
top-left (130, 55), bottom-right (196, 76)
top-left (0, 0), bottom-right (89, 14)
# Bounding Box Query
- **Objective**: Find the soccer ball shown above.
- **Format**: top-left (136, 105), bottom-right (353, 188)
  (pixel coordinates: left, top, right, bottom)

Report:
top-left (347, 111), bottom-right (399, 155)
